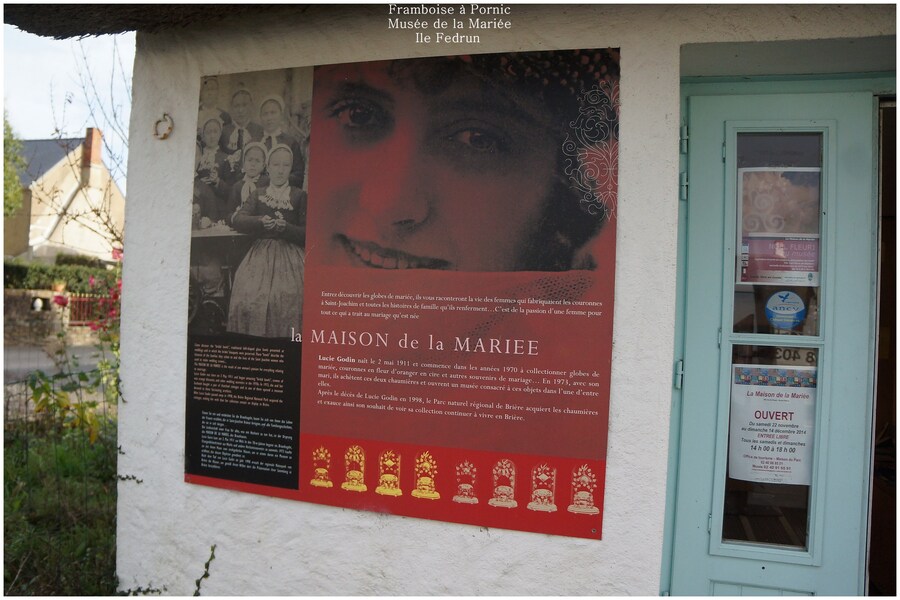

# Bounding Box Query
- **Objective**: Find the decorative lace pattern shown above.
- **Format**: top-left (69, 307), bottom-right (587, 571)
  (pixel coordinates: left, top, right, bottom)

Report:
top-left (260, 184), bottom-right (293, 211)
top-left (561, 79), bottom-right (619, 221)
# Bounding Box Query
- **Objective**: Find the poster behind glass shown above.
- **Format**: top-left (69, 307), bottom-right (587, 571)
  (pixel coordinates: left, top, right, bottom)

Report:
top-left (737, 167), bottom-right (820, 288)
top-left (183, 49), bottom-right (620, 539)
top-left (734, 159), bottom-right (823, 336)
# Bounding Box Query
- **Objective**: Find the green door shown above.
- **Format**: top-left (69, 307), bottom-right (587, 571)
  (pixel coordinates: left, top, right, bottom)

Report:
top-left (668, 90), bottom-right (879, 595)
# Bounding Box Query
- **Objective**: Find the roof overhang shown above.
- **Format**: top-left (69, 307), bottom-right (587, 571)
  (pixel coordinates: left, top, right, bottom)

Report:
top-left (4, 4), bottom-right (307, 39)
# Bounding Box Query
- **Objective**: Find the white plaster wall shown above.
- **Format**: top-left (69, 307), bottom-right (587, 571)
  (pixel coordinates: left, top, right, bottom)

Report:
top-left (117, 5), bottom-right (894, 595)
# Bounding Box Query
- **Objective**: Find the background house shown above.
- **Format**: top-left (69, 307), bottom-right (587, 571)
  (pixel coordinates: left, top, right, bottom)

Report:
top-left (4, 127), bottom-right (125, 263)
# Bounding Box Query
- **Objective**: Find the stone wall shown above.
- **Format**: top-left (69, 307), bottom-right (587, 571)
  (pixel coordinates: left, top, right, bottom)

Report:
top-left (4, 289), bottom-right (100, 347)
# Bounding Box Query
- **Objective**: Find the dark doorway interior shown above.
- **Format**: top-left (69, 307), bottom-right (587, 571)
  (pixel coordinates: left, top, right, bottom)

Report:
top-left (869, 100), bottom-right (895, 597)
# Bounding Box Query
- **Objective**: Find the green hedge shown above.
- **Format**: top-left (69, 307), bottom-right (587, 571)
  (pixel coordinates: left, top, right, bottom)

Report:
top-left (55, 254), bottom-right (105, 268)
top-left (4, 260), bottom-right (118, 294)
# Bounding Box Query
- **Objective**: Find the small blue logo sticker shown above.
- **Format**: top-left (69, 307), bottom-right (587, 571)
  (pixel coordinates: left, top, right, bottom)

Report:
top-left (765, 291), bottom-right (806, 330)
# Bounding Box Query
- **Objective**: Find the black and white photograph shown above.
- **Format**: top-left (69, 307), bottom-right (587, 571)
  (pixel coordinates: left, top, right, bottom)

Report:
top-left (189, 69), bottom-right (312, 338)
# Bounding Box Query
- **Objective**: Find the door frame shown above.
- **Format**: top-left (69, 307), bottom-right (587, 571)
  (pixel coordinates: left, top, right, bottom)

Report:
top-left (662, 73), bottom-right (896, 595)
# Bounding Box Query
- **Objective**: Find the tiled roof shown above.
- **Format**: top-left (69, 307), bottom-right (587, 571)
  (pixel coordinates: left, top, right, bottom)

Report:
top-left (18, 138), bottom-right (81, 187)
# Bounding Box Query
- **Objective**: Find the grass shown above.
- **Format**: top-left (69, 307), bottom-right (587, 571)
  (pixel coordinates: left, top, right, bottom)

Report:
top-left (4, 417), bottom-right (118, 595)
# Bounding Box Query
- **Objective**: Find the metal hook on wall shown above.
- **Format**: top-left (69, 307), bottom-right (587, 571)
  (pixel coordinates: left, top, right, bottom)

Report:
top-left (153, 113), bottom-right (174, 140)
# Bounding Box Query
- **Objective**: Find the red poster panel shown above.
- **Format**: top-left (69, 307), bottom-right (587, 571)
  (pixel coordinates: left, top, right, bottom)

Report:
top-left (185, 49), bottom-right (619, 540)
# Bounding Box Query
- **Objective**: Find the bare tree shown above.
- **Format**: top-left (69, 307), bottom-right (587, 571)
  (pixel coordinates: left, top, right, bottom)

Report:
top-left (30, 35), bottom-right (132, 252)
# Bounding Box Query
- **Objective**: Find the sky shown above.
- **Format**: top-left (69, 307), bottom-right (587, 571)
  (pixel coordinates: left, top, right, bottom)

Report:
top-left (3, 24), bottom-right (135, 190)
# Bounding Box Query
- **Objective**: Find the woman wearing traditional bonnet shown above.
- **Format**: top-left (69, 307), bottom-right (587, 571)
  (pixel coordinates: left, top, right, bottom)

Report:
top-left (219, 88), bottom-right (265, 187)
top-left (224, 141), bottom-right (269, 224)
top-left (259, 95), bottom-right (307, 189)
top-left (197, 76), bottom-right (231, 141)
top-left (227, 143), bottom-right (307, 337)
top-left (308, 49), bottom-right (619, 272)
top-left (193, 116), bottom-right (230, 223)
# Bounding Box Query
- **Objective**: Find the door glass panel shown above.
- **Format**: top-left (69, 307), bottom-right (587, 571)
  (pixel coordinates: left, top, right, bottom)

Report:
top-left (734, 133), bottom-right (822, 335)
top-left (724, 345), bottom-right (818, 549)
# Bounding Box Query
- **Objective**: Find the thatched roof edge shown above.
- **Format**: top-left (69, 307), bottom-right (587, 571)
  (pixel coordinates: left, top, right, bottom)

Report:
top-left (4, 4), bottom-right (306, 39)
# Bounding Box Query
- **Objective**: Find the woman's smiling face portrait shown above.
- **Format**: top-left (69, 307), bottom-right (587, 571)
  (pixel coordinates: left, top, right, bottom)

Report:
top-left (308, 52), bottom-right (619, 272)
